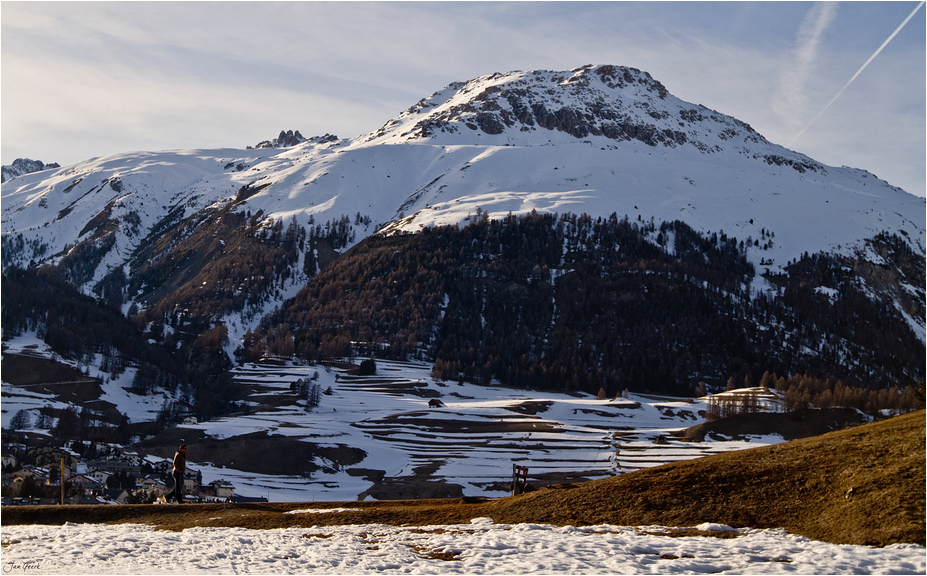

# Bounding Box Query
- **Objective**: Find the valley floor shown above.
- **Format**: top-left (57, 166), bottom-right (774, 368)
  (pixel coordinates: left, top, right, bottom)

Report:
top-left (2, 337), bottom-right (789, 502)
top-left (137, 358), bottom-right (785, 501)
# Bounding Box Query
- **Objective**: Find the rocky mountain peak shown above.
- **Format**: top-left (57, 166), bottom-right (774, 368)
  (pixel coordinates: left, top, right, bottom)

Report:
top-left (253, 129), bottom-right (306, 149)
top-left (1, 158), bottom-right (60, 183)
top-left (253, 129), bottom-right (304, 149)
top-left (368, 64), bottom-right (785, 161)
top-left (251, 130), bottom-right (340, 149)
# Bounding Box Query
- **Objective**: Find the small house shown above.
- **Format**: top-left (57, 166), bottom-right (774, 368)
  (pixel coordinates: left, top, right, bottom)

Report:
top-left (30, 446), bottom-right (80, 469)
top-left (67, 473), bottom-right (103, 490)
top-left (137, 477), bottom-right (168, 496)
top-left (208, 479), bottom-right (235, 499)
top-left (87, 469), bottom-right (114, 484)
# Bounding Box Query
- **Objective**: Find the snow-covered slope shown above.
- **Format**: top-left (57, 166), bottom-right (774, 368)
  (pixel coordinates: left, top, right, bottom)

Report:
top-left (2, 65), bottom-right (924, 333)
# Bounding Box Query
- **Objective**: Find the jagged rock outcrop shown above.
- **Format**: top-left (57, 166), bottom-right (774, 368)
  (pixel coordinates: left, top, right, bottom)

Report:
top-left (251, 130), bottom-right (340, 149)
top-left (251, 130), bottom-right (341, 150)
top-left (253, 129), bottom-right (306, 149)
top-left (1, 158), bottom-right (60, 183)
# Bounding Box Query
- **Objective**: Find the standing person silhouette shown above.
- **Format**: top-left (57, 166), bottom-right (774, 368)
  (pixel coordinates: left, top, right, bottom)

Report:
top-left (170, 444), bottom-right (187, 503)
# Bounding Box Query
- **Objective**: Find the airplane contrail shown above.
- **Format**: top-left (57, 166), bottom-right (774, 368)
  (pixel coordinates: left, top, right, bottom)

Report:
top-left (774, 2), bottom-right (838, 135)
top-left (788, 0), bottom-right (925, 147)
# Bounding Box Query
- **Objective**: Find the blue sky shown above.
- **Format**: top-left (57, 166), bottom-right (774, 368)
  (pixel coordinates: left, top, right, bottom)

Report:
top-left (2, 1), bottom-right (924, 196)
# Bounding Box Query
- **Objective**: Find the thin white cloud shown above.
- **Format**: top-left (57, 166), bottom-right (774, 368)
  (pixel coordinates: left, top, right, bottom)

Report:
top-left (773, 2), bottom-right (839, 135)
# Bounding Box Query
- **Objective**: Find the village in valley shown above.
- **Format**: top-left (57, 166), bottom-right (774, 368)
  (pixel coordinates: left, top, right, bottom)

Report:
top-left (1, 440), bottom-right (247, 506)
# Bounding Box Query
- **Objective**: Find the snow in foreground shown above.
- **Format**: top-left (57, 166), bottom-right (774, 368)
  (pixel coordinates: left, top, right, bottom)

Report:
top-left (1, 519), bottom-right (923, 575)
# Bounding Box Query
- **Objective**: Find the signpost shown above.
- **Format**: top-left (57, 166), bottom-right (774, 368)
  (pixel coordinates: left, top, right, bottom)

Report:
top-left (512, 463), bottom-right (529, 496)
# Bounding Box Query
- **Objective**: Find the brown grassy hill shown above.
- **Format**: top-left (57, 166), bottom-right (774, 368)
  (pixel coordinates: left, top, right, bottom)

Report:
top-left (487, 409), bottom-right (925, 546)
top-left (3, 410), bottom-right (924, 546)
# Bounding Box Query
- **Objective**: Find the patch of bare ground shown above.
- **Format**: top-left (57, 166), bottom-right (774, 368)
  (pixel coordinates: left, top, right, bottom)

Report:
top-left (133, 430), bottom-right (366, 476)
top-left (677, 407), bottom-right (870, 441)
top-left (0, 353), bottom-right (128, 425)
top-left (3, 411), bottom-right (923, 546)
top-left (1, 353), bottom-right (104, 403)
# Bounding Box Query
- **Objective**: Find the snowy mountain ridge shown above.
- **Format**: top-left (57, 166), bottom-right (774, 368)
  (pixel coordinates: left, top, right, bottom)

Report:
top-left (2, 64), bottom-right (924, 342)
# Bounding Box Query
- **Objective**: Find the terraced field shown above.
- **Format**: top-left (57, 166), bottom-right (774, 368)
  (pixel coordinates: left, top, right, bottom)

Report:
top-left (147, 359), bottom-right (783, 501)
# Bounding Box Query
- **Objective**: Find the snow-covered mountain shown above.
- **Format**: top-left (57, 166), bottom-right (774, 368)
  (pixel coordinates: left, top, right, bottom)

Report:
top-left (2, 64), bottom-right (924, 351)
top-left (2, 64), bottom-right (924, 499)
